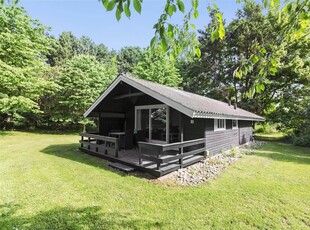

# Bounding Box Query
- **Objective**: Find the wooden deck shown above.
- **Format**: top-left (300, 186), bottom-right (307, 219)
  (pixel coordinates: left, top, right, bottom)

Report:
top-left (79, 132), bottom-right (206, 177)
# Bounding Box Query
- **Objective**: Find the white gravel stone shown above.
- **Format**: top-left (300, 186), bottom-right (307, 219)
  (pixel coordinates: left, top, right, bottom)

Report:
top-left (173, 141), bottom-right (265, 186)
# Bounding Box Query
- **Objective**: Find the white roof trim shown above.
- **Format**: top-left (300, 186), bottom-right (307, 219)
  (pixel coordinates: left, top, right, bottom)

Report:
top-left (192, 111), bottom-right (265, 121)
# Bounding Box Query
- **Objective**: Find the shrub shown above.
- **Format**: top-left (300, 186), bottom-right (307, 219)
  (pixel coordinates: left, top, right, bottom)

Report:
top-left (255, 123), bottom-right (278, 134)
top-left (286, 132), bottom-right (310, 148)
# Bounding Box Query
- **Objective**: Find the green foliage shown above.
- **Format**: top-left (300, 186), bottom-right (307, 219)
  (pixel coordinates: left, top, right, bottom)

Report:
top-left (116, 46), bottom-right (144, 73)
top-left (288, 133), bottom-right (310, 148)
top-left (255, 123), bottom-right (278, 134)
top-left (0, 2), bottom-right (54, 128)
top-left (99, 0), bottom-right (222, 59)
top-left (99, 0), bottom-right (309, 87)
top-left (182, 1), bottom-right (309, 118)
top-left (270, 86), bottom-right (310, 147)
top-left (52, 55), bottom-right (117, 129)
top-left (48, 32), bottom-right (114, 66)
top-left (132, 48), bottom-right (182, 87)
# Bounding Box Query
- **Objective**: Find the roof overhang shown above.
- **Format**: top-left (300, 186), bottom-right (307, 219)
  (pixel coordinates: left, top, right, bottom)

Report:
top-left (84, 74), bottom-right (265, 122)
top-left (84, 75), bottom-right (194, 118)
top-left (192, 111), bottom-right (265, 121)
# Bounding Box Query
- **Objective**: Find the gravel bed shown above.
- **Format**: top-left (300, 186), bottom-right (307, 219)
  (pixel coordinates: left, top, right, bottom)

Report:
top-left (161, 141), bottom-right (266, 186)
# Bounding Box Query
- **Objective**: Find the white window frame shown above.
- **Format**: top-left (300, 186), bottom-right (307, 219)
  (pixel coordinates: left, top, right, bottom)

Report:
top-left (134, 104), bottom-right (169, 143)
top-left (214, 118), bottom-right (226, 131)
top-left (232, 119), bottom-right (238, 129)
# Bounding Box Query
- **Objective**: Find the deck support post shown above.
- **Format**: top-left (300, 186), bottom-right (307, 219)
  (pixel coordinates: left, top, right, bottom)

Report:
top-left (138, 147), bottom-right (143, 165)
top-left (157, 162), bottom-right (161, 170)
top-left (157, 150), bottom-right (161, 170)
top-left (179, 148), bottom-right (183, 168)
top-left (115, 139), bottom-right (119, 158)
top-left (179, 114), bottom-right (184, 167)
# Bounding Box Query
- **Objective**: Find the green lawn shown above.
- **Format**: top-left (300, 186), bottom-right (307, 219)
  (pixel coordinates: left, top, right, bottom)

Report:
top-left (0, 132), bottom-right (309, 229)
top-left (255, 132), bottom-right (286, 142)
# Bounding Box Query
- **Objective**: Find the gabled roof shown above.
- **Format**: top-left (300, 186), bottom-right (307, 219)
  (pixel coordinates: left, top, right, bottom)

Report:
top-left (84, 74), bottom-right (265, 121)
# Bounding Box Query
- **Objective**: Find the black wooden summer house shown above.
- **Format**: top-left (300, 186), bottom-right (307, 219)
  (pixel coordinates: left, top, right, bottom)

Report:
top-left (79, 74), bottom-right (264, 176)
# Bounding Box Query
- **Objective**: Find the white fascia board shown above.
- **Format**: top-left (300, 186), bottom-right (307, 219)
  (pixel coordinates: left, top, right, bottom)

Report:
top-left (192, 111), bottom-right (265, 121)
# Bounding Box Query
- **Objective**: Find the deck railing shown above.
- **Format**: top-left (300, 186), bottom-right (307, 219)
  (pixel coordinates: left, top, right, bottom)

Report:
top-left (138, 138), bottom-right (206, 170)
top-left (79, 132), bottom-right (119, 157)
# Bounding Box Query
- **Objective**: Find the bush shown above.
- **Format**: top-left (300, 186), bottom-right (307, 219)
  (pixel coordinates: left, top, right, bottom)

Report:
top-left (286, 133), bottom-right (310, 148)
top-left (255, 123), bottom-right (278, 134)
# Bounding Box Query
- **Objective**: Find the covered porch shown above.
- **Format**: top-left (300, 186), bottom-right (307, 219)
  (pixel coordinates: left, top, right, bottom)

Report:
top-left (79, 132), bottom-right (206, 177)
top-left (87, 79), bottom-right (189, 149)
top-left (81, 76), bottom-right (208, 176)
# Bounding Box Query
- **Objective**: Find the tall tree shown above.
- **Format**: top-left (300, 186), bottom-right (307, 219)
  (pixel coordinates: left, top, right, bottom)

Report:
top-left (183, 1), bottom-right (309, 116)
top-left (99, 0), bottom-right (309, 97)
top-left (47, 32), bottom-right (115, 66)
top-left (95, 43), bottom-right (115, 63)
top-left (52, 55), bottom-right (118, 129)
top-left (47, 32), bottom-right (80, 66)
top-left (0, 1), bottom-right (54, 128)
top-left (117, 46), bottom-right (144, 73)
top-left (132, 48), bottom-right (182, 87)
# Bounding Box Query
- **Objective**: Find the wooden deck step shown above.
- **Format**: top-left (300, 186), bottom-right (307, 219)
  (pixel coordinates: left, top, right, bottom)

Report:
top-left (109, 162), bottom-right (136, 172)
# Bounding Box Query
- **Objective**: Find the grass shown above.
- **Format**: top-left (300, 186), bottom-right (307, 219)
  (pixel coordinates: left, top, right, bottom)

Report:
top-left (0, 132), bottom-right (309, 229)
top-left (255, 132), bottom-right (286, 142)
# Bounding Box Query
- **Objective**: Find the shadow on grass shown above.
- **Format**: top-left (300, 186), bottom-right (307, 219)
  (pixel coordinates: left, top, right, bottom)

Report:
top-left (253, 142), bottom-right (310, 165)
top-left (40, 143), bottom-right (128, 177)
top-left (41, 144), bottom-right (156, 179)
top-left (0, 203), bottom-right (164, 229)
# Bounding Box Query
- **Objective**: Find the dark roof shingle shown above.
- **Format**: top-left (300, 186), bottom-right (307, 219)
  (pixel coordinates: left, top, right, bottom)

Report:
top-left (126, 75), bottom-right (264, 121)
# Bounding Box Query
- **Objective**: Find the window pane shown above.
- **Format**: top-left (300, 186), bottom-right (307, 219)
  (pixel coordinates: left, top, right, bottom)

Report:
top-left (151, 107), bottom-right (166, 141)
top-left (137, 109), bottom-right (149, 138)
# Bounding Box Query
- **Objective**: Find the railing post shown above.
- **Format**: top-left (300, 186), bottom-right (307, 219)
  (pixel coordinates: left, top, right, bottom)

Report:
top-left (88, 137), bottom-right (90, 150)
top-left (81, 135), bottom-right (84, 148)
top-left (115, 139), bottom-right (119, 158)
top-left (157, 149), bottom-right (161, 170)
top-left (178, 147), bottom-right (183, 168)
top-left (105, 141), bottom-right (108, 154)
top-left (96, 139), bottom-right (98, 152)
top-left (157, 162), bottom-right (161, 170)
top-left (139, 146), bottom-right (143, 165)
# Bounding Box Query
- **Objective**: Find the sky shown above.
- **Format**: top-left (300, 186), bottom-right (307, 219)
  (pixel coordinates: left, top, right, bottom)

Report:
top-left (19, 0), bottom-right (244, 51)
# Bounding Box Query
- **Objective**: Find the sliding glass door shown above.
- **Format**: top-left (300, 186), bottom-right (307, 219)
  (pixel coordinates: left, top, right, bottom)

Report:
top-left (151, 107), bottom-right (167, 142)
top-left (135, 105), bottom-right (169, 143)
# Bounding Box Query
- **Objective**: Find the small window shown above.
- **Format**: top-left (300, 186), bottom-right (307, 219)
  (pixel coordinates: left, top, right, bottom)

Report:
top-left (214, 119), bottom-right (226, 131)
top-left (232, 120), bottom-right (238, 129)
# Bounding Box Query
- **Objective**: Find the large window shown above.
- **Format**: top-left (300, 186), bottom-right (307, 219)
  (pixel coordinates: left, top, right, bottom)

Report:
top-left (232, 119), bottom-right (238, 129)
top-left (214, 119), bottom-right (226, 131)
top-left (135, 104), bottom-right (169, 143)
